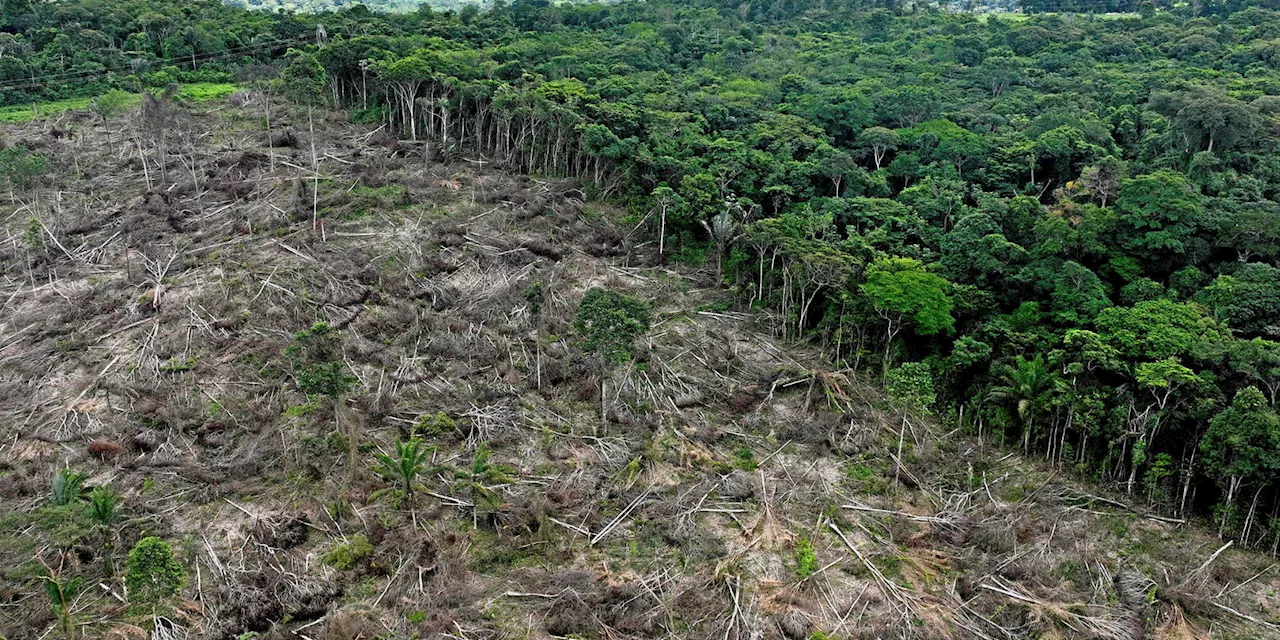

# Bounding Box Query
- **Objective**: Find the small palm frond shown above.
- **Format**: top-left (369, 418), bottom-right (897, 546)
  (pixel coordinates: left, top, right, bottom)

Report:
top-left (50, 468), bottom-right (88, 506)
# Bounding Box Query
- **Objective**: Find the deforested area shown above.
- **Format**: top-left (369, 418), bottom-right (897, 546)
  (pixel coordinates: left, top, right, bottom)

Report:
top-left (3, 0), bottom-right (1280, 639)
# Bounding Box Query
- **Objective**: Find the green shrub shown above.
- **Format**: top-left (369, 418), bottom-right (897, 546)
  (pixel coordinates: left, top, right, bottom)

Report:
top-left (159, 356), bottom-right (197, 373)
top-left (124, 537), bottom-right (184, 604)
top-left (22, 217), bottom-right (42, 249)
top-left (0, 146), bottom-right (47, 190)
top-left (845, 462), bottom-right (890, 496)
top-left (349, 105), bottom-right (386, 124)
top-left (794, 537), bottom-right (817, 579)
top-left (524, 282), bottom-right (544, 319)
top-left (177, 82), bottom-right (238, 102)
top-left (670, 241), bottom-right (708, 266)
top-left (286, 322), bottom-right (356, 398)
top-left (884, 361), bottom-right (936, 410)
top-left (91, 89), bottom-right (133, 120)
top-left (284, 399), bottom-right (324, 417)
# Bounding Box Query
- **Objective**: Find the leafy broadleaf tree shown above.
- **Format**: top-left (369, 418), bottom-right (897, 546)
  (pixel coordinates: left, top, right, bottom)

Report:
top-left (278, 50), bottom-right (328, 106)
top-left (1113, 170), bottom-right (1204, 274)
top-left (860, 256), bottom-right (954, 369)
top-left (1095, 299), bottom-right (1226, 362)
top-left (856, 126), bottom-right (899, 170)
top-left (573, 288), bottom-right (651, 365)
top-left (1049, 261), bottom-right (1111, 326)
top-left (1200, 387), bottom-right (1280, 537)
top-left (573, 288), bottom-right (652, 418)
top-left (1224, 338), bottom-right (1280, 405)
top-left (1200, 263), bottom-right (1280, 336)
top-left (1128, 358), bottom-right (1203, 495)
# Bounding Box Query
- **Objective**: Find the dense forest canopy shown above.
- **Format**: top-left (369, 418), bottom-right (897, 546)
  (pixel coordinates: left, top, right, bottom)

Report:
top-left (5, 0), bottom-right (1280, 548)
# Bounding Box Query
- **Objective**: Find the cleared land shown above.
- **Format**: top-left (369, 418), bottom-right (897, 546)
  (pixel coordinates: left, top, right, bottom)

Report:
top-left (0, 89), bottom-right (1277, 640)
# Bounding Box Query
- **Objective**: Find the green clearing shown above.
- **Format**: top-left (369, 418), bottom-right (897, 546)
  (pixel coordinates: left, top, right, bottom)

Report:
top-left (0, 83), bottom-right (239, 124)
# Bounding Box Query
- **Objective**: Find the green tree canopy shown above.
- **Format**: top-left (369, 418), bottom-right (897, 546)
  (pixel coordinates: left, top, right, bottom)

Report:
top-left (1095, 299), bottom-right (1226, 362)
top-left (861, 256), bottom-right (955, 337)
top-left (573, 288), bottom-right (651, 364)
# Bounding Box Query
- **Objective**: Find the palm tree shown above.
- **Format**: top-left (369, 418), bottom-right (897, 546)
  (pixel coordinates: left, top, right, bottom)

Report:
top-left (373, 439), bottom-right (431, 509)
top-left (50, 468), bottom-right (88, 506)
top-left (40, 560), bottom-right (82, 640)
top-left (988, 355), bottom-right (1060, 455)
top-left (450, 444), bottom-right (515, 527)
top-left (87, 486), bottom-right (122, 574)
top-left (453, 445), bottom-right (513, 509)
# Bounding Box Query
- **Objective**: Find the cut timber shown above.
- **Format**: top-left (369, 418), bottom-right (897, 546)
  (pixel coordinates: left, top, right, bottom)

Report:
top-left (841, 503), bottom-right (949, 524)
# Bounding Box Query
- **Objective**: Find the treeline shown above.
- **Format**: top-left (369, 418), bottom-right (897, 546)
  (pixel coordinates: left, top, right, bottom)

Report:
top-left (281, 0), bottom-right (1280, 551)
top-left (7, 0), bottom-right (1280, 548)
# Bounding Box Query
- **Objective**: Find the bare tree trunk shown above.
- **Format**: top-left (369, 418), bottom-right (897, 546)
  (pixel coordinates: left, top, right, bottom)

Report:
top-left (658, 203), bottom-right (667, 256)
top-left (266, 97), bottom-right (275, 173)
top-left (1243, 486), bottom-right (1264, 545)
top-left (1220, 476), bottom-right (1241, 538)
top-left (309, 106), bottom-right (319, 232)
top-left (133, 136), bottom-right (153, 191)
top-left (1178, 440), bottom-right (1197, 517)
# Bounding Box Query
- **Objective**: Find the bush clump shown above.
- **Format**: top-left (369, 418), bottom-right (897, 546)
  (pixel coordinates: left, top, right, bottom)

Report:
top-left (572, 288), bottom-right (651, 364)
top-left (124, 537), bottom-right (184, 604)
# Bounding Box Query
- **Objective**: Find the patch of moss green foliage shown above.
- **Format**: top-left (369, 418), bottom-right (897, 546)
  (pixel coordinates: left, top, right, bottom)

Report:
top-left (323, 535), bottom-right (373, 570)
top-left (124, 537), bottom-right (185, 604)
top-left (284, 399), bottom-right (325, 418)
top-left (413, 411), bottom-right (456, 437)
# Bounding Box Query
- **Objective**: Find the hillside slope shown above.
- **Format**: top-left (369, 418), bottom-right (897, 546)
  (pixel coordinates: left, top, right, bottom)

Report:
top-left (0, 94), bottom-right (1277, 640)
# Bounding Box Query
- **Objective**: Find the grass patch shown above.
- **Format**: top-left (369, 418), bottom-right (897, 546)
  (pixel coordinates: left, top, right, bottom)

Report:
top-left (341, 184), bottom-right (409, 221)
top-left (0, 83), bottom-right (238, 123)
top-left (0, 96), bottom-right (98, 123)
top-left (178, 82), bottom-right (239, 102)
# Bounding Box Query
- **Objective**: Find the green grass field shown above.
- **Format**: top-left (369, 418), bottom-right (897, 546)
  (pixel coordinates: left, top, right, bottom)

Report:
top-left (0, 83), bottom-right (239, 124)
